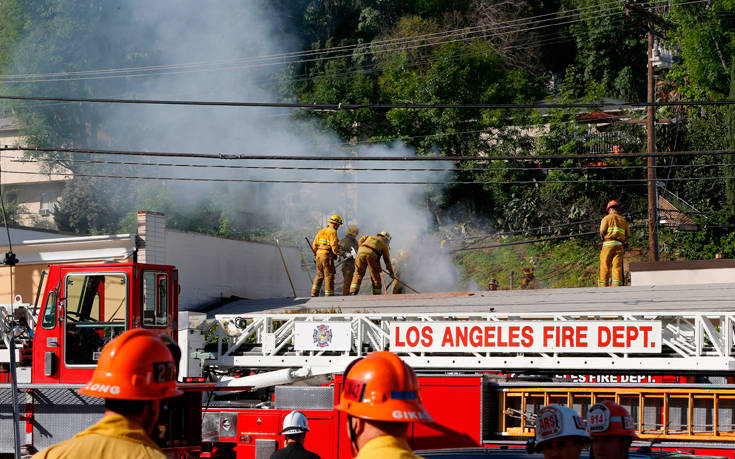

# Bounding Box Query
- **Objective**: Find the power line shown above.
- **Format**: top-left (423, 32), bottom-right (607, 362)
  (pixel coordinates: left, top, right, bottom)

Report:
top-left (5, 154), bottom-right (734, 173)
top-left (1, 169), bottom-right (733, 185)
top-left (2, 94), bottom-right (734, 109)
top-left (4, 145), bottom-right (735, 161)
top-left (449, 230), bottom-right (600, 253)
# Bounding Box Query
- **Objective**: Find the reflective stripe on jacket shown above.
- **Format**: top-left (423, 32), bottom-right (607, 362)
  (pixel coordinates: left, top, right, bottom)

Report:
top-left (313, 226), bottom-right (340, 256)
top-left (600, 211), bottom-right (629, 243)
top-left (358, 235), bottom-right (393, 273)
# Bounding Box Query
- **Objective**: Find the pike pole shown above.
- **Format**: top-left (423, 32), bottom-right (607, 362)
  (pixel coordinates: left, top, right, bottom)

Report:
top-left (274, 237), bottom-right (297, 297)
top-left (305, 237), bottom-right (316, 256)
top-left (382, 269), bottom-right (420, 293)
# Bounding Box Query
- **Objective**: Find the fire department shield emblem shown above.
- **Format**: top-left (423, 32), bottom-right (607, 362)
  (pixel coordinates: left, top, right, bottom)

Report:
top-left (313, 324), bottom-right (333, 348)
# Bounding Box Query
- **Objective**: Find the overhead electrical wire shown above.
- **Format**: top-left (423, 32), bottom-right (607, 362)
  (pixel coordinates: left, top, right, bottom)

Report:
top-left (3, 145), bottom-right (735, 161)
top-left (1, 93), bottom-right (732, 110)
top-left (1, 169), bottom-right (732, 185)
top-left (3, 154), bottom-right (734, 174)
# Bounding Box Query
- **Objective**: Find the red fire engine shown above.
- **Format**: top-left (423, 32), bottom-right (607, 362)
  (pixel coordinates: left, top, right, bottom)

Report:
top-left (2, 261), bottom-right (735, 458)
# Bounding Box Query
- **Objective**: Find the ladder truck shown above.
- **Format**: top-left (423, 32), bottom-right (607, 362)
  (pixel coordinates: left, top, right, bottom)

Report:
top-left (3, 261), bottom-right (735, 458)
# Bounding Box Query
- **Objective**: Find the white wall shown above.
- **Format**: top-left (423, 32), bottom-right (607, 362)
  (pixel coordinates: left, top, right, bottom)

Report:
top-left (165, 230), bottom-right (311, 309)
top-left (632, 268), bottom-right (735, 286)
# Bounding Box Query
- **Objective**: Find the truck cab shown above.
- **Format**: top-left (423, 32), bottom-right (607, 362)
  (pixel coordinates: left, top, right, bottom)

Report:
top-left (31, 263), bottom-right (178, 384)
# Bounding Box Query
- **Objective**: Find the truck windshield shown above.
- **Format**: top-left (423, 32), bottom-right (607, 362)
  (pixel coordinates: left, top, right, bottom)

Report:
top-left (64, 273), bottom-right (127, 366)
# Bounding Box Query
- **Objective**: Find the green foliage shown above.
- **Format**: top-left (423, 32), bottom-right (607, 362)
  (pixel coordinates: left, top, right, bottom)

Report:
top-left (455, 238), bottom-right (605, 289)
top-left (669, 0), bottom-right (735, 98)
top-left (565, 0), bottom-right (646, 100)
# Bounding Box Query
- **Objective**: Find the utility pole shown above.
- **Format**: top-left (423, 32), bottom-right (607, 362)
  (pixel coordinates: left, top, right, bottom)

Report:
top-left (646, 23), bottom-right (659, 262)
top-left (625, 2), bottom-right (672, 261)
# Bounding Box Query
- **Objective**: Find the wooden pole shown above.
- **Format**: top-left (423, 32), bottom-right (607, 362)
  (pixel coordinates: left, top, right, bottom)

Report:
top-left (647, 23), bottom-right (660, 262)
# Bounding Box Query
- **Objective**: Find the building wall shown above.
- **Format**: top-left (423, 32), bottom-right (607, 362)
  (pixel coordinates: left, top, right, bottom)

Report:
top-left (0, 126), bottom-right (71, 229)
top-left (165, 230), bottom-right (311, 309)
top-left (630, 259), bottom-right (735, 286)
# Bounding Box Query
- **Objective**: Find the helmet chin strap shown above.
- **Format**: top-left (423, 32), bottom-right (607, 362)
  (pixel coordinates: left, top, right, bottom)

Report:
top-left (347, 415), bottom-right (360, 456)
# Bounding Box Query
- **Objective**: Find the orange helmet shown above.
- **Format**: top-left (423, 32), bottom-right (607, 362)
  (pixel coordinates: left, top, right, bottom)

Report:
top-left (606, 200), bottom-right (621, 212)
top-left (336, 351), bottom-right (432, 423)
top-left (79, 329), bottom-right (182, 400)
top-left (587, 401), bottom-right (638, 439)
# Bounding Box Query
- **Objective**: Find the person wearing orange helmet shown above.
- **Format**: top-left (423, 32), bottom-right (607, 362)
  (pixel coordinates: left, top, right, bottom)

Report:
top-left (599, 200), bottom-right (630, 287)
top-left (31, 329), bottom-right (181, 459)
top-left (311, 214), bottom-right (343, 296)
top-left (336, 351), bottom-right (432, 458)
top-left (587, 401), bottom-right (638, 459)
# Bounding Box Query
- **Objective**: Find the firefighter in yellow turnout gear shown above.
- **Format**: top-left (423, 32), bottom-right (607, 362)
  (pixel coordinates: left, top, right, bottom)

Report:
top-left (350, 232), bottom-right (394, 295)
top-left (339, 225), bottom-right (359, 296)
top-left (311, 215), bottom-right (342, 296)
top-left (599, 200), bottom-right (630, 287)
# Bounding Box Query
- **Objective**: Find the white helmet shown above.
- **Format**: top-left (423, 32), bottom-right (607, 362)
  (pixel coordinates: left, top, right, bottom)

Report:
top-left (280, 410), bottom-right (309, 436)
top-left (535, 404), bottom-right (591, 446)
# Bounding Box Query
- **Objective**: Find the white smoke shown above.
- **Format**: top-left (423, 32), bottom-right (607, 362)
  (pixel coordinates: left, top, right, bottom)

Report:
top-left (8, 1), bottom-right (461, 292)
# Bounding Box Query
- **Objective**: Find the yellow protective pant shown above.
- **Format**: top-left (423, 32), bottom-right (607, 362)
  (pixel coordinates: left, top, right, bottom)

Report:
top-left (350, 253), bottom-right (383, 295)
top-left (312, 251), bottom-right (336, 296)
top-left (341, 262), bottom-right (355, 296)
top-left (599, 243), bottom-right (625, 287)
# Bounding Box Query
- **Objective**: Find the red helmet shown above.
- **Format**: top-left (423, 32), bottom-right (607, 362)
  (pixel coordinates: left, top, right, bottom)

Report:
top-left (336, 351), bottom-right (432, 423)
top-left (606, 200), bottom-right (621, 212)
top-left (79, 329), bottom-right (182, 400)
top-left (587, 401), bottom-right (638, 439)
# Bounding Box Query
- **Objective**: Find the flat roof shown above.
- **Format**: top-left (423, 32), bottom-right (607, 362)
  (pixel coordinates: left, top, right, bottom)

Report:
top-left (210, 282), bottom-right (735, 315)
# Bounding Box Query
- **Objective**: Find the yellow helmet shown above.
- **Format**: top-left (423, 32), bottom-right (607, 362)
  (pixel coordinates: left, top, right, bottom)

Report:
top-left (378, 231), bottom-right (391, 243)
top-left (347, 225), bottom-right (359, 236)
top-left (328, 214), bottom-right (343, 226)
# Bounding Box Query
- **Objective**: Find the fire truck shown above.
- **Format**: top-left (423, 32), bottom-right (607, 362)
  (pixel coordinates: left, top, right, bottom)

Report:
top-left (3, 261), bottom-right (735, 458)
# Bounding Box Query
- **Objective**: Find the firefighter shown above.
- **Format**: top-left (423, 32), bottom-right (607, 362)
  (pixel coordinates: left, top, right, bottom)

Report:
top-left (339, 225), bottom-right (360, 296)
top-left (520, 267), bottom-right (540, 289)
top-left (531, 404), bottom-right (591, 459)
top-left (587, 401), bottom-right (638, 459)
top-left (336, 351), bottom-right (432, 459)
top-left (270, 411), bottom-right (321, 459)
top-left (488, 278), bottom-right (499, 291)
top-left (31, 329), bottom-right (181, 459)
top-left (349, 231), bottom-right (394, 295)
top-left (599, 200), bottom-right (630, 287)
top-left (311, 214), bottom-right (342, 297)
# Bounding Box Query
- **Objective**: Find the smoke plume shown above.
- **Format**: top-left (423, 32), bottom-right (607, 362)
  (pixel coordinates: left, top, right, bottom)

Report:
top-left (3, 0), bottom-right (460, 292)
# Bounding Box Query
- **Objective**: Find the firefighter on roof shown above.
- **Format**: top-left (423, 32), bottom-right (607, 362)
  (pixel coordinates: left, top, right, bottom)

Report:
top-left (520, 267), bottom-right (540, 289)
top-left (599, 200), bottom-right (630, 287)
top-left (32, 329), bottom-right (181, 459)
top-left (336, 351), bottom-right (432, 459)
top-left (349, 231), bottom-right (394, 295)
top-left (270, 411), bottom-right (321, 459)
top-left (311, 214), bottom-right (342, 297)
top-left (488, 278), bottom-right (499, 291)
top-left (587, 401), bottom-right (638, 459)
top-left (339, 225), bottom-right (360, 296)
top-left (530, 404), bottom-right (591, 459)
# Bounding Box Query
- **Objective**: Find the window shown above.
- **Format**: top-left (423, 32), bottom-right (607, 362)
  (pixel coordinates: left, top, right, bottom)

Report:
top-left (142, 271), bottom-right (168, 327)
top-left (41, 290), bottom-right (57, 329)
top-left (64, 273), bottom-right (127, 366)
top-left (39, 192), bottom-right (57, 216)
